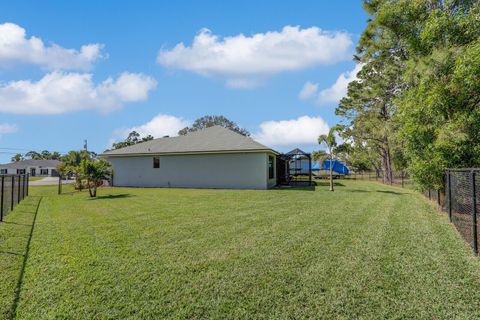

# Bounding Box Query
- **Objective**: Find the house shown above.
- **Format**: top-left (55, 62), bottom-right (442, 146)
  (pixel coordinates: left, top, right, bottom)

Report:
top-left (101, 126), bottom-right (278, 189)
top-left (0, 159), bottom-right (62, 176)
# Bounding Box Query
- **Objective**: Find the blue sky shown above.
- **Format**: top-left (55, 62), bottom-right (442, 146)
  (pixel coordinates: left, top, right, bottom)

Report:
top-left (0, 1), bottom-right (367, 162)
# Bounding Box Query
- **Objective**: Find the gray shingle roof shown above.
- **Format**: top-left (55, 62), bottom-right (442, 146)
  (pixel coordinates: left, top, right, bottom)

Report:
top-left (0, 159), bottom-right (62, 169)
top-left (102, 126), bottom-right (277, 156)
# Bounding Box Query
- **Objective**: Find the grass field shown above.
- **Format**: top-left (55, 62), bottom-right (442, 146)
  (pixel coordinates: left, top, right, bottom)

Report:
top-left (1, 181), bottom-right (480, 319)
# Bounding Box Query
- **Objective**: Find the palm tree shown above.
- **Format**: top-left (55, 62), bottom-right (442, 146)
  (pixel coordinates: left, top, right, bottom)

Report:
top-left (318, 126), bottom-right (339, 192)
top-left (80, 159), bottom-right (112, 197)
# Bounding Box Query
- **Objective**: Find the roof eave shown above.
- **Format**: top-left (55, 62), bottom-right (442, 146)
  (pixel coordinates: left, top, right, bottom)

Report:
top-left (100, 149), bottom-right (279, 158)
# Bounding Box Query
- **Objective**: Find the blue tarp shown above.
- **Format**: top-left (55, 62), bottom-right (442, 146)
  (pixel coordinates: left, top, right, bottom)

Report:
top-left (312, 160), bottom-right (349, 175)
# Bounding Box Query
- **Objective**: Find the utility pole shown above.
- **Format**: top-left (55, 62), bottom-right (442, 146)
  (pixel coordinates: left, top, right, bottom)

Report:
top-left (84, 139), bottom-right (88, 152)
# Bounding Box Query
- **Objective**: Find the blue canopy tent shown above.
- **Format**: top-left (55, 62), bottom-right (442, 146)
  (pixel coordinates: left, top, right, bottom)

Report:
top-left (312, 160), bottom-right (349, 175)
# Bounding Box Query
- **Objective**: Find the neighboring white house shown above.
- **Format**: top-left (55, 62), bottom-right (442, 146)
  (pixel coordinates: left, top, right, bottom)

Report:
top-left (0, 159), bottom-right (62, 176)
top-left (101, 126), bottom-right (278, 189)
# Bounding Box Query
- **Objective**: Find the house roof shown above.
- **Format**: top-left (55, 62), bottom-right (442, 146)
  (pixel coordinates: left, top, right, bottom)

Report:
top-left (101, 126), bottom-right (277, 157)
top-left (285, 148), bottom-right (310, 156)
top-left (0, 159), bottom-right (62, 169)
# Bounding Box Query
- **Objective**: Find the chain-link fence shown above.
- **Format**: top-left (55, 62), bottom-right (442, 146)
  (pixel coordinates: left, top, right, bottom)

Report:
top-left (0, 174), bottom-right (29, 221)
top-left (349, 170), bottom-right (413, 188)
top-left (421, 169), bottom-right (479, 255)
top-left (443, 169), bottom-right (479, 255)
top-left (352, 168), bottom-right (480, 255)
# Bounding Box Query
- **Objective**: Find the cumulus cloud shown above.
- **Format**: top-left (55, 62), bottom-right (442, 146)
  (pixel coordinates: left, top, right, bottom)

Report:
top-left (114, 114), bottom-right (190, 139)
top-left (299, 81), bottom-right (319, 100)
top-left (157, 26), bottom-right (353, 87)
top-left (300, 63), bottom-right (363, 105)
top-left (253, 115), bottom-right (330, 147)
top-left (0, 123), bottom-right (17, 138)
top-left (0, 22), bottom-right (104, 71)
top-left (0, 72), bottom-right (157, 115)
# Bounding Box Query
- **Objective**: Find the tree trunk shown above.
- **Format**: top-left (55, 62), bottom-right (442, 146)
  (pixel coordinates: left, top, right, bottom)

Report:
top-left (329, 155), bottom-right (334, 192)
top-left (87, 179), bottom-right (94, 197)
top-left (381, 138), bottom-right (393, 185)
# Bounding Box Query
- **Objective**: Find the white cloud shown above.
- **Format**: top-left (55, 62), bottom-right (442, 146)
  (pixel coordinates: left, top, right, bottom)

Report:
top-left (0, 123), bottom-right (17, 138)
top-left (253, 115), bottom-right (330, 147)
top-left (157, 26), bottom-right (353, 87)
top-left (299, 81), bottom-right (319, 100)
top-left (0, 22), bottom-right (104, 70)
top-left (300, 63), bottom-right (363, 105)
top-left (114, 114), bottom-right (190, 141)
top-left (0, 71), bottom-right (157, 115)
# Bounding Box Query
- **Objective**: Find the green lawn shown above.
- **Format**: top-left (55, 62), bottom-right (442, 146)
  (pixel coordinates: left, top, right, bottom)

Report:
top-left (2, 181), bottom-right (480, 319)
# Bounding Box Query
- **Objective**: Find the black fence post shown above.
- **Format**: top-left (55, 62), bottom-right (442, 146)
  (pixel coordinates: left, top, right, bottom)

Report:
top-left (401, 171), bottom-right (404, 188)
top-left (11, 175), bottom-right (14, 211)
top-left (17, 175), bottom-right (21, 204)
top-left (447, 170), bottom-right (452, 222)
top-left (437, 190), bottom-right (441, 206)
top-left (428, 189), bottom-right (431, 200)
top-left (26, 174), bottom-right (29, 196)
top-left (23, 174), bottom-right (26, 199)
top-left (472, 171), bottom-right (478, 256)
top-left (0, 176), bottom-right (4, 222)
top-left (58, 175), bottom-right (62, 195)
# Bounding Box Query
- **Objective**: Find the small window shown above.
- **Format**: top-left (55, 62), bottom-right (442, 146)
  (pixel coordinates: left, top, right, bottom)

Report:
top-left (268, 156), bottom-right (274, 179)
top-left (153, 157), bottom-right (160, 169)
top-left (0, 169), bottom-right (7, 174)
top-left (40, 169), bottom-right (49, 175)
top-left (17, 169), bottom-right (26, 174)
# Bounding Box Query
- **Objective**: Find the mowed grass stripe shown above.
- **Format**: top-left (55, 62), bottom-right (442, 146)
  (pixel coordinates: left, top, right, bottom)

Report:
top-left (1, 181), bottom-right (479, 319)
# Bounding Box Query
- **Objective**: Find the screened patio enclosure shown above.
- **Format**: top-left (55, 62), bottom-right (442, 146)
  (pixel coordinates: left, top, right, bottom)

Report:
top-left (276, 148), bottom-right (313, 186)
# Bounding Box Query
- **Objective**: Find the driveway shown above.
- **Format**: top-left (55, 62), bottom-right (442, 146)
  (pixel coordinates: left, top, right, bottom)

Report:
top-left (29, 177), bottom-right (74, 186)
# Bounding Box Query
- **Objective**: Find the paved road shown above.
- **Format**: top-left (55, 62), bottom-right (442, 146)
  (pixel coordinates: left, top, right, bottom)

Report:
top-left (29, 177), bottom-right (74, 186)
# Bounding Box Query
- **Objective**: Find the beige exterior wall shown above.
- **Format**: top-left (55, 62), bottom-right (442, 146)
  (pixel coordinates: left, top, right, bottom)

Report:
top-left (106, 152), bottom-right (277, 190)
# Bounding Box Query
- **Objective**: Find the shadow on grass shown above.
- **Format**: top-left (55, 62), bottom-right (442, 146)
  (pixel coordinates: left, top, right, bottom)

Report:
top-left (0, 221), bottom-right (32, 227)
top-left (276, 186), bottom-right (317, 192)
top-left (314, 181), bottom-right (345, 187)
top-left (0, 250), bottom-right (23, 257)
top-left (6, 195), bottom-right (43, 319)
top-left (376, 190), bottom-right (409, 195)
top-left (88, 194), bottom-right (134, 200)
top-left (345, 189), bottom-right (408, 195)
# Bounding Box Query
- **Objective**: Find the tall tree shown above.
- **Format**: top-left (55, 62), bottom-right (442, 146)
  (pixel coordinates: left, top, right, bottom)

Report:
top-left (111, 131), bottom-right (154, 150)
top-left (178, 115), bottom-right (250, 136)
top-left (25, 151), bottom-right (42, 160)
top-left (10, 153), bottom-right (24, 162)
top-left (346, 0), bottom-right (480, 189)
